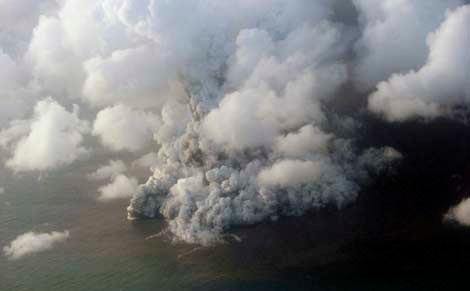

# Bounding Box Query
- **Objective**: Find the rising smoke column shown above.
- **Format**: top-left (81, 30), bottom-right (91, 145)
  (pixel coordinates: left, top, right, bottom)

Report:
top-left (112, 1), bottom-right (468, 243)
top-left (125, 0), bottom-right (401, 245)
top-left (0, 0), bottom-right (413, 245)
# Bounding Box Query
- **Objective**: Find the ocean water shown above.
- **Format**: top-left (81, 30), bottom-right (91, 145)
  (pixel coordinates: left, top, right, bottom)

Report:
top-left (2, 148), bottom-right (470, 291)
top-left (0, 158), bottom-right (357, 291)
top-left (0, 164), bottom-right (327, 291)
top-left (0, 161), bottom-right (199, 291)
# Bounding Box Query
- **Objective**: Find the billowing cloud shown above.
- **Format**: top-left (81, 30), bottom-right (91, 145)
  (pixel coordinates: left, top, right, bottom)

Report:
top-left (0, 0), bottom-right (57, 57)
top-left (3, 230), bottom-right (70, 260)
top-left (273, 125), bottom-right (333, 158)
top-left (257, 160), bottom-right (324, 187)
top-left (0, 98), bottom-right (90, 172)
top-left (98, 174), bottom-right (138, 201)
top-left (368, 5), bottom-right (470, 121)
top-left (88, 160), bottom-right (127, 181)
top-left (0, 120), bottom-right (30, 149)
top-left (445, 198), bottom-right (470, 226)
top-left (83, 46), bottom-right (176, 109)
top-left (132, 152), bottom-right (158, 170)
top-left (202, 23), bottom-right (347, 150)
top-left (92, 104), bottom-right (160, 152)
top-left (0, 50), bottom-right (35, 125)
top-left (26, 15), bottom-right (84, 98)
top-left (125, 1), bottom-right (402, 245)
top-left (2, 0), bottom-right (467, 247)
top-left (352, 0), bottom-right (463, 89)
top-left (88, 160), bottom-right (138, 201)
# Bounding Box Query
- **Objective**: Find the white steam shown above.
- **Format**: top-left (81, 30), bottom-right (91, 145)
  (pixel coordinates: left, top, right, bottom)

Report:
top-left (353, 0), bottom-right (463, 90)
top-left (257, 160), bottom-right (324, 187)
top-left (88, 160), bottom-right (127, 181)
top-left (132, 152), bottom-right (159, 170)
top-left (125, 0), bottom-right (401, 245)
top-left (445, 198), bottom-right (470, 226)
top-left (0, 0), bottom-right (57, 57)
top-left (0, 98), bottom-right (89, 172)
top-left (0, 0), bottom-right (468, 245)
top-left (98, 174), bottom-right (138, 201)
top-left (90, 160), bottom-right (138, 201)
top-left (3, 230), bottom-right (70, 260)
top-left (368, 5), bottom-right (470, 122)
top-left (93, 104), bottom-right (160, 153)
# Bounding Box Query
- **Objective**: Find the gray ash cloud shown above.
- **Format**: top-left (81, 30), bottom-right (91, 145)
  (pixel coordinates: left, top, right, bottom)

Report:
top-left (0, 0), bottom-right (468, 244)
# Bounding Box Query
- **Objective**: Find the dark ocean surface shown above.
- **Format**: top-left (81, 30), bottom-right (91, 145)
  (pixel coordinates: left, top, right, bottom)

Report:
top-left (2, 117), bottom-right (470, 291)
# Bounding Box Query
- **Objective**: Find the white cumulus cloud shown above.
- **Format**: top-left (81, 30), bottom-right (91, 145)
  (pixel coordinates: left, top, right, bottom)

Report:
top-left (352, 0), bottom-right (463, 89)
top-left (93, 104), bottom-right (160, 153)
top-left (1, 98), bottom-right (90, 172)
top-left (368, 5), bottom-right (470, 122)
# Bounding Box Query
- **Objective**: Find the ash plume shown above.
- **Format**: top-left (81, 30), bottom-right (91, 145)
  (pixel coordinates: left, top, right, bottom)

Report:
top-left (1, 0), bottom-right (469, 245)
top-left (123, 0), bottom-right (401, 245)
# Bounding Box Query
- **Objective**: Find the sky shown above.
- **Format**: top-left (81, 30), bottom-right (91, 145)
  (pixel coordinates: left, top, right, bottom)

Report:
top-left (0, 0), bottom-right (469, 254)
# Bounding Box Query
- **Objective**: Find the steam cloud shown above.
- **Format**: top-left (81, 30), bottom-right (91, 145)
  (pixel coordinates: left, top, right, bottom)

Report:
top-left (0, 0), bottom-right (468, 245)
top-left (89, 160), bottom-right (138, 201)
top-left (368, 5), bottom-right (470, 121)
top-left (124, 0), bottom-right (402, 245)
top-left (445, 198), bottom-right (470, 226)
top-left (3, 230), bottom-right (70, 260)
top-left (88, 160), bottom-right (127, 181)
top-left (99, 174), bottom-right (138, 201)
top-left (353, 0), bottom-right (463, 90)
top-left (0, 97), bottom-right (89, 172)
top-left (93, 105), bottom-right (160, 153)
top-left (132, 152), bottom-right (159, 170)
